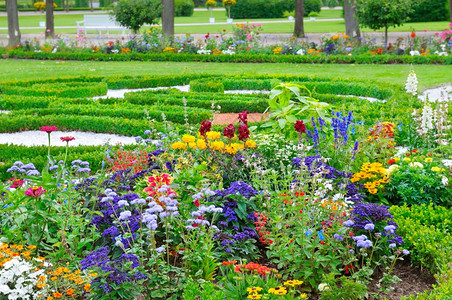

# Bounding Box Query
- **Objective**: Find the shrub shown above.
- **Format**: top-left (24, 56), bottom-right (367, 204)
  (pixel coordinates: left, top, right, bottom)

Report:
top-left (304, 0), bottom-right (322, 16)
top-left (112, 0), bottom-right (161, 33)
top-left (175, 0), bottom-right (194, 16)
top-left (409, 0), bottom-right (449, 22)
top-left (189, 79), bottom-right (225, 93)
top-left (229, 0), bottom-right (293, 18)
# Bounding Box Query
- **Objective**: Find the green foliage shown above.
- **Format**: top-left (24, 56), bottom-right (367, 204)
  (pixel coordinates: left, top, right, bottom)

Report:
top-left (262, 82), bottom-right (330, 134)
top-left (409, 0), bottom-right (449, 22)
top-left (0, 82), bottom-right (107, 98)
top-left (390, 204), bottom-right (452, 233)
top-left (182, 280), bottom-right (225, 300)
top-left (112, 0), bottom-right (161, 33)
top-left (320, 274), bottom-right (368, 300)
top-left (189, 79), bottom-right (225, 93)
top-left (175, 0), bottom-right (195, 16)
top-left (6, 49), bottom-right (452, 65)
top-left (304, 0), bottom-right (322, 16)
top-left (229, 0), bottom-right (294, 18)
top-left (356, 0), bottom-right (413, 34)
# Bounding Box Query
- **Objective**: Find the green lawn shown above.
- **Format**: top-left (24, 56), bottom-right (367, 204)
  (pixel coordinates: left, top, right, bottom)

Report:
top-left (0, 60), bottom-right (450, 90)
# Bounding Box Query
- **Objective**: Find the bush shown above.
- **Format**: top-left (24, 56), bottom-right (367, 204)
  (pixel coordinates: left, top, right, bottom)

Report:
top-left (112, 0), bottom-right (161, 32)
top-left (175, 0), bottom-right (194, 16)
top-left (409, 0), bottom-right (449, 22)
top-left (304, 0), bottom-right (322, 16)
top-left (189, 79), bottom-right (225, 93)
top-left (229, 0), bottom-right (293, 18)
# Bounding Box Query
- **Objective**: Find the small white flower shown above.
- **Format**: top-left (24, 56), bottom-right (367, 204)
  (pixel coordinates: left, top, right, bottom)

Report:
top-left (405, 69), bottom-right (418, 95)
top-left (442, 176), bottom-right (449, 186)
top-left (318, 283), bottom-right (329, 291)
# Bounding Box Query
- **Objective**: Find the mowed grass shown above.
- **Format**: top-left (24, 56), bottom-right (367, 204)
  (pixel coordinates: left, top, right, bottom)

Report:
top-left (0, 10), bottom-right (450, 34)
top-left (0, 60), bottom-right (450, 90)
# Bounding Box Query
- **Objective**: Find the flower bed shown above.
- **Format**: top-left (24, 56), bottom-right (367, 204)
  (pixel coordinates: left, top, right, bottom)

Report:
top-left (2, 23), bottom-right (452, 65)
top-left (0, 70), bottom-right (451, 299)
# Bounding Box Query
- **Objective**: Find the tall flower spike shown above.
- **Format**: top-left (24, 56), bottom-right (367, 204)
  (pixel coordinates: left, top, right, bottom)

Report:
top-left (405, 69), bottom-right (418, 96)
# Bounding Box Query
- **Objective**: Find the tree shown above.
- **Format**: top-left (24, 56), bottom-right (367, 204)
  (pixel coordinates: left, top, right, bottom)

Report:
top-left (162, 0), bottom-right (174, 36)
top-left (356, 0), bottom-right (412, 45)
top-left (46, 0), bottom-right (55, 38)
top-left (343, 0), bottom-right (360, 38)
top-left (294, 0), bottom-right (305, 38)
top-left (6, 0), bottom-right (21, 47)
top-left (450, 0), bottom-right (452, 23)
top-left (112, 0), bottom-right (161, 34)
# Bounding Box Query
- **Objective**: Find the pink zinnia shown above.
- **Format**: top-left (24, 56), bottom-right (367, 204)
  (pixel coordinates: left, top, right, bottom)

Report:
top-left (40, 126), bottom-right (58, 133)
top-left (25, 186), bottom-right (46, 197)
top-left (10, 178), bottom-right (24, 189)
top-left (60, 136), bottom-right (75, 142)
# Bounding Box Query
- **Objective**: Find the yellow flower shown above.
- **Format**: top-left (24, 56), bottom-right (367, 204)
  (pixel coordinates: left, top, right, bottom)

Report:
top-left (394, 157), bottom-right (401, 163)
top-left (245, 140), bottom-right (257, 148)
top-left (182, 134), bottom-right (196, 143)
top-left (225, 145), bottom-right (239, 155)
top-left (300, 293), bottom-right (308, 299)
top-left (247, 294), bottom-right (262, 299)
top-left (171, 141), bottom-right (186, 150)
top-left (268, 286), bottom-right (287, 295)
top-left (188, 142), bottom-right (197, 149)
top-left (403, 157), bottom-right (411, 162)
top-left (431, 167), bottom-right (445, 172)
top-left (247, 287), bottom-right (263, 294)
top-left (272, 47), bottom-right (283, 54)
top-left (206, 131), bottom-right (221, 140)
top-left (197, 139), bottom-right (207, 150)
top-left (425, 157), bottom-right (433, 163)
top-left (210, 141), bottom-right (225, 151)
top-left (283, 279), bottom-right (304, 287)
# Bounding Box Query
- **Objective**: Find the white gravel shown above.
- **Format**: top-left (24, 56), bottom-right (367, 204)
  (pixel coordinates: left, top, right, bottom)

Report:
top-left (0, 131), bottom-right (137, 146)
top-left (341, 95), bottom-right (386, 103)
top-left (92, 85), bottom-right (190, 99)
top-left (419, 84), bottom-right (451, 102)
top-left (224, 90), bottom-right (270, 95)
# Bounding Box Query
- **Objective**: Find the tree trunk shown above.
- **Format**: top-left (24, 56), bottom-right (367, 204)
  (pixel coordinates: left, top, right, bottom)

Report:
top-left (46, 0), bottom-right (55, 38)
top-left (294, 0), bottom-right (304, 38)
top-left (162, 0), bottom-right (174, 37)
top-left (6, 0), bottom-right (21, 47)
top-left (344, 0), bottom-right (360, 38)
top-left (90, 0), bottom-right (93, 11)
top-left (384, 25), bottom-right (388, 46)
top-left (450, 0), bottom-right (452, 23)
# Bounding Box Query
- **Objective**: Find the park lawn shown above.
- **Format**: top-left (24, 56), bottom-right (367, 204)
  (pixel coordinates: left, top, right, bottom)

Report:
top-left (0, 60), bottom-right (450, 90)
top-left (0, 20), bottom-right (450, 35)
top-left (0, 9), bottom-right (341, 28)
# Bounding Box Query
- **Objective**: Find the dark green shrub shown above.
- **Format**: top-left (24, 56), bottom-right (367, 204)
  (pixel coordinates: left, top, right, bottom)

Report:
top-left (409, 0), bottom-right (449, 22)
top-left (304, 0), bottom-right (322, 16)
top-left (229, 0), bottom-right (292, 19)
top-left (175, 0), bottom-right (194, 16)
top-left (189, 79), bottom-right (225, 93)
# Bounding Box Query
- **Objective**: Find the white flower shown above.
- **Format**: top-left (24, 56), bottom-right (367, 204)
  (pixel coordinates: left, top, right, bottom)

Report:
top-left (111, 49), bottom-right (119, 54)
top-left (434, 51), bottom-right (448, 56)
top-left (387, 164), bottom-right (400, 175)
top-left (296, 48), bottom-right (305, 55)
top-left (405, 69), bottom-right (418, 95)
top-left (409, 50), bottom-right (420, 56)
top-left (409, 162), bottom-right (423, 169)
top-left (441, 176), bottom-right (449, 186)
top-left (420, 104), bottom-right (434, 134)
top-left (442, 159), bottom-right (452, 168)
top-left (318, 283), bottom-right (329, 291)
top-left (197, 49), bottom-right (212, 55)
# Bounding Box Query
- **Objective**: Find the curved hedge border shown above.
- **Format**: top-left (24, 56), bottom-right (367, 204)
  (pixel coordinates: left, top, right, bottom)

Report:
top-left (3, 49), bottom-right (452, 65)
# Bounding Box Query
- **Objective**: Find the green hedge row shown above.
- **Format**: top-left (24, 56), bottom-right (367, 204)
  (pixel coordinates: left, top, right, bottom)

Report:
top-left (0, 81), bottom-right (107, 98)
top-left (189, 79), bottom-right (225, 93)
top-left (5, 50), bottom-right (452, 65)
top-left (391, 205), bottom-right (452, 299)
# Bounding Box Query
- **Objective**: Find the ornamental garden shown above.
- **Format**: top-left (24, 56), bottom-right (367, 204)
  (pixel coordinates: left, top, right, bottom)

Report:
top-left (1, 8), bottom-right (452, 300)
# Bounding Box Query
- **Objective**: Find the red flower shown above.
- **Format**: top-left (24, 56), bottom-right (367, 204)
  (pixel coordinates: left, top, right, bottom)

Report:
top-left (387, 159), bottom-right (395, 165)
top-left (199, 120), bottom-right (212, 136)
top-left (411, 32), bottom-right (416, 38)
top-left (238, 110), bottom-right (248, 125)
top-left (40, 126), bottom-right (58, 133)
top-left (223, 124), bottom-right (236, 139)
top-left (223, 29), bottom-right (226, 32)
top-left (10, 178), bottom-right (24, 189)
top-left (238, 124), bottom-right (250, 141)
top-left (405, 152), bottom-right (411, 157)
top-left (294, 120), bottom-right (306, 134)
top-left (25, 186), bottom-right (46, 197)
top-left (222, 260), bottom-right (237, 266)
top-left (60, 136), bottom-right (75, 142)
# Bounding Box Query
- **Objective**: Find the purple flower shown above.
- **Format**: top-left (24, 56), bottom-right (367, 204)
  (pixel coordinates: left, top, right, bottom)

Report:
top-left (402, 249), bottom-right (410, 255)
top-left (333, 233), bottom-right (343, 241)
top-left (364, 223), bottom-right (375, 231)
top-left (389, 243), bottom-right (396, 248)
top-left (343, 220), bottom-right (354, 227)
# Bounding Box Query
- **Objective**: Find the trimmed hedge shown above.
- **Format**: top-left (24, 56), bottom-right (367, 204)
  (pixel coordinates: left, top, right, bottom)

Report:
top-left (4, 50), bottom-right (451, 65)
top-left (189, 79), bottom-right (225, 93)
top-left (175, 0), bottom-right (194, 16)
